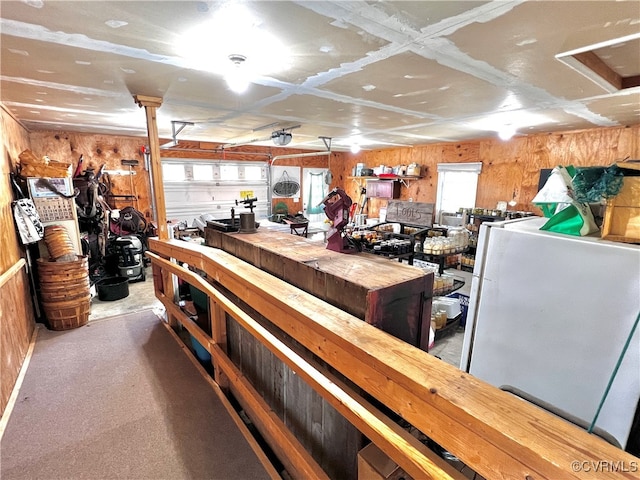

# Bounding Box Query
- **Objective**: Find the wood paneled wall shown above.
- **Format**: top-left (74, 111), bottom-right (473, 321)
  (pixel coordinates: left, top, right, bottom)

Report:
top-left (28, 131), bottom-right (155, 221)
top-left (1, 106), bottom-right (36, 416)
top-left (27, 135), bottom-right (332, 221)
top-left (27, 125), bottom-right (638, 223)
top-left (331, 124), bottom-right (640, 218)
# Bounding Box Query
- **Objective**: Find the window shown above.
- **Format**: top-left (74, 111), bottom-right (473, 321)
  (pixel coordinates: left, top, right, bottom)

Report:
top-left (435, 162), bottom-right (482, 224)
top-left (220, 165), bottom-right (239, 180)
top-left (162, 163), bottom-right (185, 181)
top-left (193, 164), bottom-right (213, 181)
top-left (244, 165), bottom-right (264, 181)
top-left (302, 168), bottom-right (329, 222)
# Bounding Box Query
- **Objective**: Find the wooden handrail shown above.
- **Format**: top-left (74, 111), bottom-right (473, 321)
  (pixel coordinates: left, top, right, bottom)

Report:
top-left (0, 258), bottom-right (26, 289)
top-left (147, 251), bottom-right (460, 479)
top-left (148, 239), bottom-right (639, 480)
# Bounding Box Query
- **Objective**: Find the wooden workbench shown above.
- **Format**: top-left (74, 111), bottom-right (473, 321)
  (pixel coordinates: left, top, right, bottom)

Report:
top-left (205, 228), bottom-right (434, 350)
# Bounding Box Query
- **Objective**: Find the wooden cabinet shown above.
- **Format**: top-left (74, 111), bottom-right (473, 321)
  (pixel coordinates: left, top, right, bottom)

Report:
top-left (205, 228), bottom-right (433, 350)
top-left (204, 228), bottom-right (433, 479)
top-left (365, 180), bottom-right (400, 199)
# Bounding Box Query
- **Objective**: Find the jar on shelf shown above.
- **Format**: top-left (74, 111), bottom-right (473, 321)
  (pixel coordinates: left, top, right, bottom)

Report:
top-left (406, 163), bottom-right (421, 176)
top-left (432, 238), bottom-right (444, 255)
top-left (442, 273), bottom-right (455, 290)
top-left (423, 238), bottom-right (433, 254)
top-left (433, 274), bottom-right (444, 295)
top-left (434, 309), bottom-right (447, 329)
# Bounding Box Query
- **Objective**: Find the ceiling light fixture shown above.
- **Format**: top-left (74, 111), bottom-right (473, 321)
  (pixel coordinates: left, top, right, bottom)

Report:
top-left (498, 125), bottom-right (516, 141)
top-left (226, 54), bottom-right (250, 94)
top-left (350, 144), bottom-right (361, 154)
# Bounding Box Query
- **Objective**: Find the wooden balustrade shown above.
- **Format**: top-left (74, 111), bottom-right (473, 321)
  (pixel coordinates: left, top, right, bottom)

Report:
top-left (148, 238), bottom-right (638, 480)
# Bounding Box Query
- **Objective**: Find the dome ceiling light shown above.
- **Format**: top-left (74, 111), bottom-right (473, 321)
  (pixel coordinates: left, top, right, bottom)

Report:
top-left (176, 3), bottom-right (292, 95)
top-left (226, 54), bottom-right (250, 94)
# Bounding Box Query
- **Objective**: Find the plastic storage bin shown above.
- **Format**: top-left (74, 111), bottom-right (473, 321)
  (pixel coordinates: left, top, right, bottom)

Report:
top-left (190, 334), bottom-right (211, 362)
top-left (446, 292), bottom-right (469, 327)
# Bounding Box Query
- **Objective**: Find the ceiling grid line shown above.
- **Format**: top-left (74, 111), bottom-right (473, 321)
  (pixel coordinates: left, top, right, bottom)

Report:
top-left (1, 1), bottom-right (637, 149)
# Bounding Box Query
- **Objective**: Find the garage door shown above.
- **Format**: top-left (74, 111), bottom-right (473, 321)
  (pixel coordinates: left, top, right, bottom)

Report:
top-left (161, 159), bottom-right (269, 227)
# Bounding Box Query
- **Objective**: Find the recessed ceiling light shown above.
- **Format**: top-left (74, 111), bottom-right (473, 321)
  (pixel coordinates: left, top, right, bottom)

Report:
top-left (9, 48), bottom-right (29, 56)
top-left (120, 67), bottom-right (136, 74)
top-left (75, 60), bottom-right (91, 65)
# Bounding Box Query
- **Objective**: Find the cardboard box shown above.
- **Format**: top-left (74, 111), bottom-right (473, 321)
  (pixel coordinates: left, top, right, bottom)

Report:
top-left (357, 443), bottom-right (412, 480)
top-left (602, 162), bottom-right (640, 244)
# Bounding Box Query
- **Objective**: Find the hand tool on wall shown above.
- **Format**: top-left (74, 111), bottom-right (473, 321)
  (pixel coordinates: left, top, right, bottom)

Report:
top-left (121, 159), bottom-right (139, 210)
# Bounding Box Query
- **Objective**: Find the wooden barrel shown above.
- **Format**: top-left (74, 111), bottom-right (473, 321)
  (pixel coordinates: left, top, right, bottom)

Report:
top-left (37, 255), bottom-right (90, 330)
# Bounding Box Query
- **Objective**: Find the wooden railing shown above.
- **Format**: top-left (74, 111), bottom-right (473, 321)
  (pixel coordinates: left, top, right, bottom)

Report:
top-left (148, 238), bottom-right (638, 480)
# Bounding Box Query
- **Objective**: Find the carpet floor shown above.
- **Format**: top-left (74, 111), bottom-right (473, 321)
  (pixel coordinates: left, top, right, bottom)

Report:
top-left (0, 310), bottom-right (272, 480)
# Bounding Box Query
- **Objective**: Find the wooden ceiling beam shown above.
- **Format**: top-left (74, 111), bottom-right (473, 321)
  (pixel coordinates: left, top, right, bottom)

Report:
top-left (572, 51), bottom-right (622, 91)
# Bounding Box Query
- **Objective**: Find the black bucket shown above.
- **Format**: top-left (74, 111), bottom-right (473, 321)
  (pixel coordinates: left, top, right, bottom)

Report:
top-left (96, 276), bottom-right (130, 301)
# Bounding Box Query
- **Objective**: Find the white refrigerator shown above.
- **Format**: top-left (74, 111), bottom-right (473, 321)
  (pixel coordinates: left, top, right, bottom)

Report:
top-left (461, 216), bottom-right (640, 449)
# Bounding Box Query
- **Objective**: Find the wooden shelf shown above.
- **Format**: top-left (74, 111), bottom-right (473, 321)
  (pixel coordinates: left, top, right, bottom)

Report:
top-left (348, 175), bottom-right (423, 187)
top-left (435, 278), bottom-right (465, 296)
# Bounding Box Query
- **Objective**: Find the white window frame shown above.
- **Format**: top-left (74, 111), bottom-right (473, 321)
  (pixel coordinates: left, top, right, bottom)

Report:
top-left (435, 162), bottom-right (482, 224)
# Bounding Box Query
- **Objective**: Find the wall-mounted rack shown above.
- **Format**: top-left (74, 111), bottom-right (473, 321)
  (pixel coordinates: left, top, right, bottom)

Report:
top-left (347, 175), bottom-right (423, 188)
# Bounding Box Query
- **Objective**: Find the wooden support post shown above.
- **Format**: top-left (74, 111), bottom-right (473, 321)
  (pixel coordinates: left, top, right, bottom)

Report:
top-left (132, 94), bottom-right (174, 326)
top-left (133, 94), bottom-right (168, 240)
top-left (148, 249), bottom-right (178, 328)
top-left (210, 299), bottom-right (229, 391)
top-left (161, 265), bottom-right (178, 328)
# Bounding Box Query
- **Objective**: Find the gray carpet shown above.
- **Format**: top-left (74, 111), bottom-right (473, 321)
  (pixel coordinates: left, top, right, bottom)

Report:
top-left (0, 310), bottom-right (272, 480)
